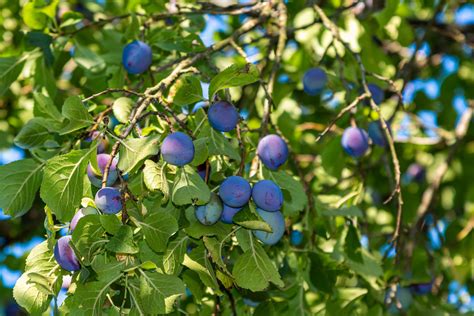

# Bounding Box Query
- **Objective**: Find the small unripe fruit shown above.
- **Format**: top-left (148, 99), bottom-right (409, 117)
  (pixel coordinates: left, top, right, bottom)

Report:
top-left (195, 193), bottom-right (223, 225)
top-left (303, 68), bottom-right (327, 96)
top-left (54, 236), bottom-right (80, 272)
top-left (220, 204), bottom-right (242, 224)
top-left (122, 40), bottom-right (152, 75)
top-left (257, 134), bottom-right (289, 170)
top-left (251, 180), bottom-right (283, 212)
top-left (95, 187), bottom-right (122, 214)
top-left (208, 101), bottom-right (240, 132)
top-left (219, 176), bottom-right (251, 208)
top-left (161, 132), bottom-right (195, 167)
top-left (341, 127), bottom-right (369, 157)
top-left (87, 154), bottom-right (118, 188)
top-left (253, 208), bottom-right (285, 245)
top-left (70, 206), bottom-right (98, 232)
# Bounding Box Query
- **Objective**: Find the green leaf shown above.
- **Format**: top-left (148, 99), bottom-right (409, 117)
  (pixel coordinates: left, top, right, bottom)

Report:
top-left (135, 211), bottom-right (178, 253)
top-left (117, 135), bottom-right (160, 174)
top-left (191, 137), bottom-right (209, 166)
top-left (0, 159), bottom-right (44, 217)
top-left (73, 42), bottom-right (106, 73)
top-left (199, 127), bottom-right (241, 162)
top-left (27, 32), bottom-right (54, 66)
top-left (72, 214), bottom-right (106, 264)
top-left (171, 165), bottom-right (210, 206)
top-left (13, 241), bottom-right (61, 314)
top-left (345, 225), bottom-right (363, 263)
top-left (263, 170), bottom-right (307, 216)
top-left (319, 204), bottom-right (363, 217)
top-left (209, 63), bottom-right (259, 98)
top-left (308, 251), bottom-right (340, 294)
top-left (41, 147), bottom-right (96, 221)
top-left (143, 160), bottom-right (170, 203)
top-left (0, 56), bottom-right (26, 96)
top-left (232, 232), bottom-right (284, 291)
top-left (106, 225), bottom-right (138, 254)
top-left (233, 205), bottom-right (272, 232)
top-left (91, 253), bottom-right (125, 276)
top-left (14, 118), bottom-right (53, 149)
top-left (22, 2), bottom-right (48, 30)
top-left (183, 246), bottom-right (220, 291)
top-left (100, 214), bottom-right (122, 235)
top-left (150, 29), bottom-right (204, 53)
top-left (60, 96), bottom-right (94, 135)
top-left (33, 92), bottom-right (62, 122)
top-left (112, 97), bottom-right (134, 124)
top-left (184, 206), bottom-right (232, 239)
top-left (163, 233), bottom-right (189, 275)
top-left (203, 236), bottom-right (229, 272)
top-left (171, 76), bottom-right (203, 106)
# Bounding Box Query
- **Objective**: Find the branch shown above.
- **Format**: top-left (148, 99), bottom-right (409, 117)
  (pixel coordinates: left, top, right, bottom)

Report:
top-left (83, 88), bottom-right (145, 102)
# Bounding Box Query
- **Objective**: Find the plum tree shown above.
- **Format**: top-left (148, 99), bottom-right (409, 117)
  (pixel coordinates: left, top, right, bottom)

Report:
top-left (220, 204), bottom-right (242, 224)
top-left (367, 83), bottom-right (384, 105)
top-left (95, 187), bottom-right (122, 214)
top-left (251, 179), bottom-right (283, 212)
top-left (341, 127), bottom-right (370, 157)
top-left (253, 208), bottom-right (285, 245)
top-left (54, 236), bottom-right (80, 272)
top-left (122, 40), bottom-right (152, 74)
top-left (70, 206), bottom-right (98, 232)
top-left (161, 132), bottom-right (195, 166)
top-left (207, 100), bottom-right (240, 132)
top-left (87, 153), bottom-right (119, 188)
top-left (303, 67), bottom-right (327, 95)
top-left (219, 176), bottom-right (251, 207)
top-left (368, 120), bottom-right (390, 147)
top-left (195, 193), bottom-right (223, 225)
top-left (257, 134), bottom-right (289, 170)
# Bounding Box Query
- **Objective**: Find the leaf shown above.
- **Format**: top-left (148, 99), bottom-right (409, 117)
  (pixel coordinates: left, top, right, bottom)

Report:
top-left (34, 57), bottom-right (56, 95)
top-left (91, 253), bottom-right (125, 276)
top-left (100, 214), bottom-right (122, 235)
top-left (60, 96), bottom-right (94, 135)
top-left (163, 233), bottom-right (189, 275)
top-left (0, 159), bottom-right (44, 217)
top-left (319, 203), bottom-right (363, 217)
top-left (150, 29), bottom-right (204, 53)
top-left (106, 225), bottom-right (138, 254)
top-left (171, 165), bottom-right (210, 206)
top-left (22, 2), bottom-right (48, 30)
top-left (14, 118), bottom-right (53, 149)
top-left (73, 42), bottom-right (106, 73)
top-left (209, 63), bottom-right (259, 98)
top-left (183, 246), bottom-right (220, 291)
top-left (41, 148), bottom-right (96, 221)
top-left (232, 232), bottom-right (284, 291)
top-left (200, 127), bottom-right (241, 162)
top-left (308, 251), bottom-right (340, 294)
top-left (33, 92), bottom-right (62, 122)
top-left (233, 206), bottom-right (272, 232)
top-left (345, 225), bottom-right (363, 263)
top-left (263, 170), bottom-right (307, 216)
top-left (72, 214), bottom-right (106, 264)
top-left (0, 56), bottom-right (26, 96)
top-left (184, 206), bottom-right (232, 240)
top-left (143, 160), bottom-right (170, 202)
top-left (203, 236), bottom-right (229, 272)
top-left (138, 271), bottom-right (185, 315)
top-left (13, 241), bottom-right (61, 314)
top-left (117, 135), bottom-right (160, 174)
top-left (135, 211), bottom-right (178, 253)
top-left (191, 137), bottom-right (209, 166)
top-left (171, 76), bottom-right (203, 106)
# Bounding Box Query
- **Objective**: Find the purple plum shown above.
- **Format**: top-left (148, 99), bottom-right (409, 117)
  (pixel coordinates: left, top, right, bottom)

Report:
top-left (87, 153), bottom-right (118, 188)
top-left (368, 120), bottom-right (391, 147)
top-left (251, 179), bottom-right (283, 212)
top-left (303, 68), bottom-right (327, 95)
top-left (208, 101), bottom-right (240, 132)
top-left (405, 163), bottom-right (425, 183)
top-left (220, 204), bottom-right (242, 224)
top-left (367, 83), bottom-right (384, 105)
top-left (95, 187), bottom-right (122, 214)
top-left (122, 40), bottom-right (152, 75)
top-left (161, 132), bottom-right (195, 166)
top-left (219, 176), bottom-right (251, 208)
top-left (257, 134), bottom-right (289, 170)
top-left (54, 236), bottom-right (80, 272)
top-left (253, 208), bottom-right (285, 245)
top-left (341, 127), bottom-right (369, 157)
top-left (195, 193), bottom-right (223, 225)
top-left (70, 206), bottom-right (98, 232)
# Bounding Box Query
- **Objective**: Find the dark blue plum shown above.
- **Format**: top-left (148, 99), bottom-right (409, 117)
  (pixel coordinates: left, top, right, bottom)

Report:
top-left (197, 163), bottom-right (208, 180)
top-left (161, 132), bottom-right (195, 166)
top-left (367, 83), bottom-right (384, 105)
top-left (70, 206), bottom-right (98, 232)
top-left (409, 282), bottom-right (432, 295)
top-left (54, 236), bottom-right (80, 272)
top-left (122, 40), bottom-right (152, 75)
top-left (253, 208), bottom-right (285, 245)
top-left (303, 68), bottom-right (327, 95)
top-left (257, 134), bottom-right (289, 170)
top-left (219, 176), bottom-right (251, 208)
top-left (251, 179), bottom-right (283, 212)
top-left (95, 187), bottom-right (122, 214)
top-left (290, 230), bottom-right (303, 246)
top-left (87, 154), bottom-right (118, 188)
top-left (208, 101), bottom-right (240, 132)
top-left (220, 204), bottom-right (242, 224)
top-left (195, 193), bottom-right (223, 225)
top-left (368, 120), bottom-right (391, 147)
top-left (341, 127), bottom-right (369, 157)
top-left (405, 163), bottom-right (425, 183)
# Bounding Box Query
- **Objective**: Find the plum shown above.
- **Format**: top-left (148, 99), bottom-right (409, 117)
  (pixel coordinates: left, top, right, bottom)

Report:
top-left (195, 193), bottom-right (223, 225)
top-left (197, 163), bottom-right (208, 180)
top-left (84, 130), bottom-right (108, 153)
top-left (368, 120), bottom-right (391, 147)
top-left (253, 208), bottom-right (285, 245)
top-left (122, 40), bottom-right (152, 75)
top-left (257, 134), bottom-right (289, 170)
top-left (161, 132), bottom-right (195, 166)
top-left (54, 236), bottom-right (80, 272)
top-left (409, 282), bottom-right (432, 295)
top-left (70, 206), bottom-right (98, 232)
top-left (219, 176), bottom-right (251, 208)
top-left (405, 163), bottom-right (425, 183)
top-left (95, 187), bottom-right (122, 214)
top-left (290, 230), bottom-right (303, 246)
top-left (303, 67), bottom-right (327, 96)
top-left (87, 153), bottom-right (118, 188)
top-left (207, 101), bottom-right (240, 132)
top-left (251, 179), bottom-right (283, 212)
top-left (341, 127), bottom-right (369, 157)
top-left (367, 83), bottom-right (384, 105)
top-left (220, 204), bottom-right (242, 224)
